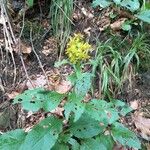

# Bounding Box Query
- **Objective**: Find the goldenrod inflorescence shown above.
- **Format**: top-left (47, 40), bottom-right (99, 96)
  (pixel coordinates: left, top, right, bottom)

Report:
top-left (66, 33), bottom-right (92, 64)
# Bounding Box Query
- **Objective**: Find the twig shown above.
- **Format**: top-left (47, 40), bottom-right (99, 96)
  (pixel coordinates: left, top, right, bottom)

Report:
top-left (30, 28), bottom-right (50, 87)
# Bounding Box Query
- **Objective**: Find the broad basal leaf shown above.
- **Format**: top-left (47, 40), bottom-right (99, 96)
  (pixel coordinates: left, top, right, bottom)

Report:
top-left (21, 116), bottom-right (63, 150)
top-left (75, 73), bottom-right (92, 97)
top-left (136, 10), bottom-right (150, 23)
top-left (120, 0), bottom-right (140, 12)
top-left (14, 88), bottom-right (65, 112)
top-left (111, 122), bottom-right (141, 149)
top-left (64, 92), bottom-right (85, 122)
top-left (80, 138), bottom-right (107, 150)
top-left (0, 129), bottom-right (26, 150)
top-left (70, 113), bottom-right (104, 138)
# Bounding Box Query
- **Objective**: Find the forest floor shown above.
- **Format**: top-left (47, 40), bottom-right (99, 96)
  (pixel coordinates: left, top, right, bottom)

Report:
top-left (0, 0), bottom-right (150, 149)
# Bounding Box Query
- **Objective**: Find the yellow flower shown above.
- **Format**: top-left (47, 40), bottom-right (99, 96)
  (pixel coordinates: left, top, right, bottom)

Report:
top-left (66, 33), bottom-right (92, 64)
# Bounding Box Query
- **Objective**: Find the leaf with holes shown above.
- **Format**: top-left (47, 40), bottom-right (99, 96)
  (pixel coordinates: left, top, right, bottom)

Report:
top-left (136, 10), bottom-right (150, 23)
top-left (70, 113), bottom-right (105, 138)
top-left (64, 92), bottom-right (85, 122)
top-left (80, 138), bottom-right (107, 150)
top-left (0, 129), bottom-right (27, 150)
top-left (120, 0), bottom-right (140, 12)
top-left (14, 88), bottom-right (45, 111)
top-left (43, 91), bottom-right (65, 111)
top-left (75, 73), bottom-right (92, 97)
top-left (85, 100), bottom-right (120, 124)
top-left (14, 88), bottom-right (65, 112)
top-left (111, 122), bottom-right (141, 149)
top-left (21, 116), bottom-right (63, 150)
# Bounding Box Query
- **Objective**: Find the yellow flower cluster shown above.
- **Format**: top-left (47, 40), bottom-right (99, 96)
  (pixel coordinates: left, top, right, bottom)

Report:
top-left (66, 33), bottom-right (92, 64)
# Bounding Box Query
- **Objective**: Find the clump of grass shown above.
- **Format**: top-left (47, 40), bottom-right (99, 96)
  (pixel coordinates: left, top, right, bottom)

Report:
top-left (50, 0), bottom-right (74, 59)
top-left (91, 34), bottom-right (150, 99)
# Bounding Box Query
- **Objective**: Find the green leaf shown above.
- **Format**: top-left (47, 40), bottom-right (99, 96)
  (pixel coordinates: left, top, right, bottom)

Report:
top-left (14, 88), bottom-right (65, 112)
top-left (26, 0), bottom-right (34, 7)
top-left (113, 0), bottom-right (121, 4)
top-left (92, 0), bottom-right (112, 8)
top-left (112, 100), bottom-right (132, 116)
top-left (136, 10), bottom-right (150, 23)
top-left (96, 134), bottom-right (114, 150)
top-left (54, 59), bottom-right (69, 67)
top-left (75, 73), bottom-right (92, 97)
top-left (122, 22), bottom-right (132, 31)
top-left (43, 91), bottom-right (65, 111)
top-left (85, 100), bottom-right (119, 124)
top-left (22, 116), bottom-right (63, 150)
top-left (68, 138), bottom-right (80, 150)
top-left (68, 73), bottom-right (77, 85)
top-left (111, 122), bottom-right (141, 149)
top-left (0, 129), bottom-right (26, 150)
top-left (52, 143), bottom-right (69, 150)
top-left (70, 113), bottom-right (104, 138)
top-left (64, 92), bottom-right (85, 122)
top-left (120, 0), bottom-right (140, 12)
top-left (120, 105), bottom-right (132, 116)
top-left (14, 88), bottom-right (45, 111)
top-left (80, 138), bottom-right (106, 150)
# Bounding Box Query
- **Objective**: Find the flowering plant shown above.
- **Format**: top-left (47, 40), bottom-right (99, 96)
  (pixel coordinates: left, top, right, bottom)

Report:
top-left (66, 33), bottom-right (92, 64)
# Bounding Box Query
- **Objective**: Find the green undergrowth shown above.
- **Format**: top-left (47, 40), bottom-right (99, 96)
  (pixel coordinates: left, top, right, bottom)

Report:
top-left (0, 38), bottom-right (142, 149)
top-left (0, 79), bottom-right (140, 150)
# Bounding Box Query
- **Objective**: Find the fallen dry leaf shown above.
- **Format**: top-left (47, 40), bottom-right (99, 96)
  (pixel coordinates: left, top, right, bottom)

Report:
top-left (7, 91), bottom-right (20, 100)
top-left (50, 107), bottom-right (64, 117)
top-left (14, 40), bottom-right (32, 54)
top-left (26, 75), bottom-right (47, 89)
top-left (55, 80), bottom-right (72, 94)
top-left (133, 112), bottom-right (150, 141)
top-left (130, 100), bottom-right (139, 110)
top-left (110, 18), bottom-right (127, 31)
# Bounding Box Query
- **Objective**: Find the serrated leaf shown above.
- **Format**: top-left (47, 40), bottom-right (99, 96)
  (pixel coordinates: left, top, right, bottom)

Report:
top-left (70, 114), bottom-right (104, 138)
top-left (0, 129), bottom-right (26, 150)
top-left (75, 73), bottom-right (92, 97)
top-left (111, 122), bottom-right (141, 149)
top-left (14, 88), bottom-right (65, 112)
top-left (92, 0), bottom-right (112, 8)
top-left (120, 0), bottom-right (140, 12)
top-left (64, 92), bottom-right (85, 122)
top-left (136, 10), bottom-right (150, 23)
top-left (80, 138), bottom-right (106, 150)
top-left (21, 116), bottom-right (63, 150)
top-left (26, 0), bottom-right (34, 7)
